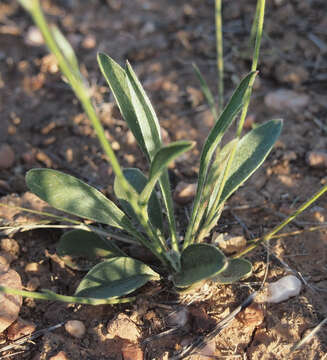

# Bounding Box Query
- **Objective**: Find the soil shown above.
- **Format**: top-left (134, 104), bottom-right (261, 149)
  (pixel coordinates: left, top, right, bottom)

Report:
top-left (1, 0), bottom-right (327, 359)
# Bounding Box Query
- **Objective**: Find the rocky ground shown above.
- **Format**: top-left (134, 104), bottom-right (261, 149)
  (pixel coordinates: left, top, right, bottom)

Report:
top-left (0, 0), bottom-right (327, 359)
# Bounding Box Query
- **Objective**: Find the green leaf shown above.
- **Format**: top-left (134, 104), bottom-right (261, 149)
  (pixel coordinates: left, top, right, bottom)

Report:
top-left (140, 141), bottom-right (195, 204)
top-left (219, 119), bottom-right (283, 206)
top-left (125, 61), bottom-right (162, 160)
top-left (193, 63), bottom-right (218, 119)
top-left (75, 257), bottom-right (160, 299)
top-left (26, 169), bottom-right (133, 230)
top-left (173, 244), bottom-right (227, 288)
top-left (213, 258), bottom-right (252, 284)
top-left (114, 168), bottom-right (163, 230)
top-left (51, 25), bottom-right (80, 75)
top-left (199, 140), bottom-right (238, 223)
top-left (57, 229), bottom-right (125, 270)
top-left (184, 71), bottom-right (257, 246)
top-left (97, 53), bottom-right (148, 157)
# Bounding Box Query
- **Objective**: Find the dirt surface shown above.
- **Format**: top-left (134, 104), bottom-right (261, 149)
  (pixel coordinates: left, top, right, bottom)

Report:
top-left (1, 0), bottom-right (327, 359)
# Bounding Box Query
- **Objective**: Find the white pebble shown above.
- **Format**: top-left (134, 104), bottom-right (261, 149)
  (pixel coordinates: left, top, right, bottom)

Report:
top-left (65, 320), bottom-right (85, 338)
top-left (264, 89), bottom-right (309, 112)
top-left (25, 26), bottom-right (44, 46)
top-left (265, 275), bottom-right (302, 303)
top-left (166, 307), bottom-right (189, 327)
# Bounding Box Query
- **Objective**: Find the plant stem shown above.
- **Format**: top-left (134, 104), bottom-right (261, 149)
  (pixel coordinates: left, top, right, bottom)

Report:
top-left (233, 183), bottom-right (327, 259)
top-left (18, 0), bottom-right (171, 267)
top-left (197, 0), bottom-right (265, 236)
top-left (215, 0), bottom-right (224, 115)
top-left (249, 0), bottom-right (261, 50)
top-left (236, 0), bottom-right (265, 137)
top-left (0, 203), bottom-right (81, 224)
top-left (0, 286), bottom-right (134, 305)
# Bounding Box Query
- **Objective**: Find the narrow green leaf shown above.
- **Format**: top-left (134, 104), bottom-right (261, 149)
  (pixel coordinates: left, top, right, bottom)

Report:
top-left (202, 140), bottom-right (238, 221)
top-left (193, 63), bottom-right (218, 119)
top-left (213, 258), bottom-right (252, 284)
top-left (125, 61), bottom-right (162, 159)
top-left (97, 53), bottom-right (148, 157)
top-left (124, 60), bottom-right (179, 250)
top-left (26, 169), bottom-right (133, 230)
top-left (57, 229), bottom-right (125, 270)
top-left (75, 257), bottom-right (160, 299)
top-left (189, 140), bottom-right (237, 243)
top-left (17, 0), bottom-right (36, 12)
top-left (219, 119), bottom-right (283, 206)
top-left (51, 25), bottom-right (80, 75)
top-left (140, 141), bottom-right (195, 204)
top-left (184, 71), bottom-right (257, 247)
top-left (114, 168), bottom-right (163, 230)
top-left (0, 285), bottom-right (134, 305)
top-left (173, 244), bottom-right (227, 288)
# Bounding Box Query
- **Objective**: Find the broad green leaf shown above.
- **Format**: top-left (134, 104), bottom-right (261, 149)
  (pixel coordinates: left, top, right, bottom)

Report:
top-left (57, 229), bottom-right (125, 270)
top-left (219, 119), bottom-right (283, 206)
top-left (26, 169), bottom-right (133, 230)
top-left (193, 63), bottom-right (218, 119)
top-left (114, 168), bottom-right (163, 230)
top-left (97, 53), bottom-right (148, 157)
top-left (213, 258), bottom-right (252, 284)
top-left (173, 244), bottom-right (227, 288)
top-left (75, 257), bottom-right (160, 299)
top-left (184, 72), bottom-right (257, 246)
top-left (51, 25), bottom-right (80, 75)
top-left (125, 61), bottom-right (162, 159)
top-left (140, 141), bottom-right (195, 204)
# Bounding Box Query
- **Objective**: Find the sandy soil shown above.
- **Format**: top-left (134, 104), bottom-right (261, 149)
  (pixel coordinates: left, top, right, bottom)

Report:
top-left (0, 0), bottom-right (326, 359)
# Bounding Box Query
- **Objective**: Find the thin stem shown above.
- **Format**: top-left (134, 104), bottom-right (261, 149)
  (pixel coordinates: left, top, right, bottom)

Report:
top-left (0, 222), bottom-right (139, 245)
top-left (236, 0), bottom-right (265, 137)
top-left (0, 286), bottom-right (134, 305)
top-left (18, 0), bottom-right (170, 268)
top-left (0, 203), bottom-right (80, 224)
top-left (215, 0), bottom-right (224, 115)
top-left (249, 0), bottom-right (261, 50)
top-left (195, 0), bottom-right (265, 239)
top-left (233, 183), bottom-right (327, 259)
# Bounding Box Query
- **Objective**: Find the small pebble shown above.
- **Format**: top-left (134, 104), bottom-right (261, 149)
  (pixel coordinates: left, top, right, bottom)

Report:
top-left (0, 239), bottom-right (19, 257)
top-left (25, 26), bottom-right (44, 46)
top-left (173, 182), bottom-right (197, 205)
top-left (107, 313), bottom-right (140, 342)
top-left (0, 144), bottom-right (15, 170)
top-left (82, 34), bottom-right (96, 49)
top-left (236, 303), bottom-right (264, 327)
top-left (213, 233), bottom-right (246, 254)
top-left (0, 252), bottom-right (14, 271)
top-left (126, 130), bottom-right (137, 146)
top-left (7, 317), bottom-right (36, 340)
top-left (265, 275), bottom-right (302, 303)
top-left (25, 262), bottom-right (40, 273)
top-left (0, 268), bottom-right (22, 333)
top-left (264, 89), bottom-right (309, 112)
top-left (27, 277), bottom-right (40, 291)
top-left (65, 320), bottom-right (86, 338)
top-left (306, 151), bottom-right (327, 169)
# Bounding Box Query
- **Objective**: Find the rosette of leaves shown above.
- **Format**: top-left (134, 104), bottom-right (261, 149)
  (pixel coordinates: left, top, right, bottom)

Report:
top-left (23, 52), bottom-right (282, 302)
